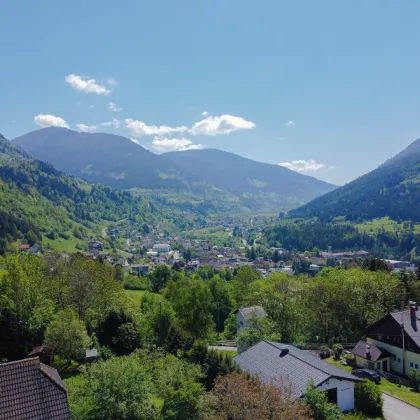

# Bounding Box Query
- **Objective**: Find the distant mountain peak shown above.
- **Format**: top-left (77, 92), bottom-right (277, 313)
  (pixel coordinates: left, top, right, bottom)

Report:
top-left (12, 128), bottom-right (192, 190)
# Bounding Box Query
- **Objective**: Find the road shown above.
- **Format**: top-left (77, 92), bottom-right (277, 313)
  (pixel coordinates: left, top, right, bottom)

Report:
top-left (383, 393), bottom-right (420, 420)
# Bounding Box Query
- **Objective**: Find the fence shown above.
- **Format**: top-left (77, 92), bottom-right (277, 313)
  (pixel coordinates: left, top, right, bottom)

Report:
top-left (294, 343), bottom-right (357, 351)
top-left (215, 340), bottom-right (237, 347)
top-left (376, 369), bottom-right (410, 387)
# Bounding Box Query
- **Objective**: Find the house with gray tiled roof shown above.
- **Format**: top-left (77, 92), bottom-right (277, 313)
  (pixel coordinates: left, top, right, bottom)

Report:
top-left (0, 357), bottom-right (71, 419)
top-left (236, 306), bottom-right (267, 333)
top-left (233, 341), bottom-right (363, 412)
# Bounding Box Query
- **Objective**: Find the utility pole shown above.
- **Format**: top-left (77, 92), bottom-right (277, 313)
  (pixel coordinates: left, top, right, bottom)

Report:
top-left (401, 315), bottom-right (405, 376)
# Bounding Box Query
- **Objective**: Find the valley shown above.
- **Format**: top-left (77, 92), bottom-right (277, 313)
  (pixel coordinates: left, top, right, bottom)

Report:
top-left (4, 4), bottom-right (420, 419)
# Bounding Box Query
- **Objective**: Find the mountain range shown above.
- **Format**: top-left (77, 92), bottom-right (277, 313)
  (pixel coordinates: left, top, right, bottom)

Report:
top-left (12, 128), bottom-right (336, 212)
top-left (0, 133), bottom-right (158, 253)
top-left (290, 137), bottom-right (420, 222)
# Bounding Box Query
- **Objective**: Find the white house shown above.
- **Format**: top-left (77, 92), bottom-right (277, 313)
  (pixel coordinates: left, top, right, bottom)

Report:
top-left (236, 306), bottom-right (267, 332)
top-left (357, 301), bottom-right (420, 376)
top-left (152, 244), bottom-right (172, 254)
top-left (233, 341), bottom-right (363, 412)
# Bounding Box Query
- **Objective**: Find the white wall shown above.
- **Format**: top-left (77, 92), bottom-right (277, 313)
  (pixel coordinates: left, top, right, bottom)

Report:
top-left (317, 378), bottom-right (355, 412)
top-left (367, 338), bottom-right (404, 374)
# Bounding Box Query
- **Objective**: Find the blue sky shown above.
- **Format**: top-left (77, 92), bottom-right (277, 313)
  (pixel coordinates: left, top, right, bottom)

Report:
top-left (2, 0), bottom-right (420, 185)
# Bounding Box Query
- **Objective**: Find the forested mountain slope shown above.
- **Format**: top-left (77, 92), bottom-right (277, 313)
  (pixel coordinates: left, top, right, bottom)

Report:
top-left (13, 127), bottom-right (194, 190)
top-left (13, 129), bottom-right (335, 212)
top-left (164, 149), bottom-right (336, 206)
top-left (0, 135), bottom-right (155, 253)
top-left (290, 138), bottom-right (420, 222)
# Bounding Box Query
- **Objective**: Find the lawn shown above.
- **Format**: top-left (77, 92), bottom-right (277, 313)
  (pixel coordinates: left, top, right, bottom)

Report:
top-left (325, 357), bottom-right (420, 408)
top-left (355, 217), bottom-right (420, 234)
top-left (380, 378), bottom-right (420, 407)
top-left (42, 234), bottom-right (82, 253)
top-left (125, 289), bottom-right (148, 306)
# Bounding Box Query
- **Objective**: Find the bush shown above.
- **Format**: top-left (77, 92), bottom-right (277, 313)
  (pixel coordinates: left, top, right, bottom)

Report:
top-left (332, 343), bottom-right (344, 360)
top-left (408, 369), bottom-right (420, 392)
top-left (304, 383), bottom-right (341, 420)
top-left (319, 346), bottom-right (332, 359)
top-left (124, 275), bottom-right (151, 291)
top-left (354, 380), bottom-right (383, 418)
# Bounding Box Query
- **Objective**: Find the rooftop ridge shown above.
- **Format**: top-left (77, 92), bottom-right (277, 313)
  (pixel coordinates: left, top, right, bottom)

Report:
top-left (0, 357), bottom-right (39, 367)
top-left (265, 341), bottom-right (357, 379)
top-left (40, 364), bottom-right (67, 392)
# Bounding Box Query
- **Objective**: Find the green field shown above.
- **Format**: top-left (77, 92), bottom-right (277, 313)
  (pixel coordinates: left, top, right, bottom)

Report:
top-left (42, 234), bottom-right (82, 253)
top-left (125, 289), bottom-right (148, 306)
top-left (355, 217), bottom-right (420, 234)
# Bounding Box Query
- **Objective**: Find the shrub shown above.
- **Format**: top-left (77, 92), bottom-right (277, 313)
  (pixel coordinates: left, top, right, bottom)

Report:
top-left (332, 343), bottom-right (344, 360)
top-left (408, 369), bottom-right (420, 392)
top-left (59, 232), bottom-right (70, 240)
top-left (304, 383), bottom-right (341, 420)
top-left (319, 346), bottom-right (332, 359)
top-left (354, 380), bottom-right (383, 418)
top-left (124, 275), bottom-right (151, 291)
top-left (204, 372), bottom-right (312, 420)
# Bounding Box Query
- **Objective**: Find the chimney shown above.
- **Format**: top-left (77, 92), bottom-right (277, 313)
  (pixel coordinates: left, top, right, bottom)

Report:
top-left (410, 301), bottom-right (417, 320)
top-left (366, 344), bottom-right (371, 360)
top-left (280, 346), bottom-right (289, 357)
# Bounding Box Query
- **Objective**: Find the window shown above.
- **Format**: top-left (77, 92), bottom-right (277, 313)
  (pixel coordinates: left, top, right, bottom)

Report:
top-left (410, 362), bottom-right (414, 368)
top-left (376, 363), bottom-right (380, 369)
top-left (397, 358), bottom-right (401, 363)
top-left (416, 364), bottom-right (419, 370)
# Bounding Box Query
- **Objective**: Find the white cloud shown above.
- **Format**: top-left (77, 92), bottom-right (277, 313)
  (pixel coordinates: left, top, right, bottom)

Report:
top-left (152, 137), bottom-right (205, 153)
top-left (202, 111), bottom-right (209, 117)
top-left (285, 120), bottom-right (294, 126)
top-left (106, 78), bottom-right (117, 86)
top-left (76, 123), bottom-right (98, 133)
top-left (125, 114), bottom-right (255, 139)
top-left (279, 159), bottom-right (330, 173)
top-left (101, 118), bottom-right (121, 129)
top-left (108, 102), bottom-right (122, 112)
top-left (125, 118), bottom-right (188, 137)
top-left (33, 114), bottom-right (69, 129)
top-left (89, 104), bottom-right (96, 109)
top-left (190, 114), bottom-right (255, 136)
top-left (65, 74), bottom-right (111, 96)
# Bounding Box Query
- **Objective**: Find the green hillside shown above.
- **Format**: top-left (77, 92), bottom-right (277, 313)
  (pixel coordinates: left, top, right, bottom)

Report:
top-left (290, 137), bottom-right (420, 222)
top-left (0, 136), bottom-right (155, 253)
top-left (164, 148), bottom-right (336, 210)
top-left (12, 128), bottom-right (336, 213)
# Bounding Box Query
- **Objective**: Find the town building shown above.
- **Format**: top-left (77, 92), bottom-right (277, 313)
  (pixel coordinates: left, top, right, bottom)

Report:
top-left (152, 243), bottom-right (172, 254)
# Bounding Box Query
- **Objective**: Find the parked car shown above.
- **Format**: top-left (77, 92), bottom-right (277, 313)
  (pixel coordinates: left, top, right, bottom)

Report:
top-left (351, 368), bottom-right (381, 384)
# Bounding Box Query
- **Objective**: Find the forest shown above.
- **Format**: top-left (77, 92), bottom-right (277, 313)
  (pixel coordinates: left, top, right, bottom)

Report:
top-left (264, 219), bottom-right (420, 261)
top-left (1, 252), bottom-right (417, 418)
top-left (289, 137), bottom-right (420, 223)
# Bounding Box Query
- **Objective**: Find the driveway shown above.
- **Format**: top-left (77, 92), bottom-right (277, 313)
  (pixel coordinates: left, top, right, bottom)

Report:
top-left (383, 393), bottom-right (420, 420)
